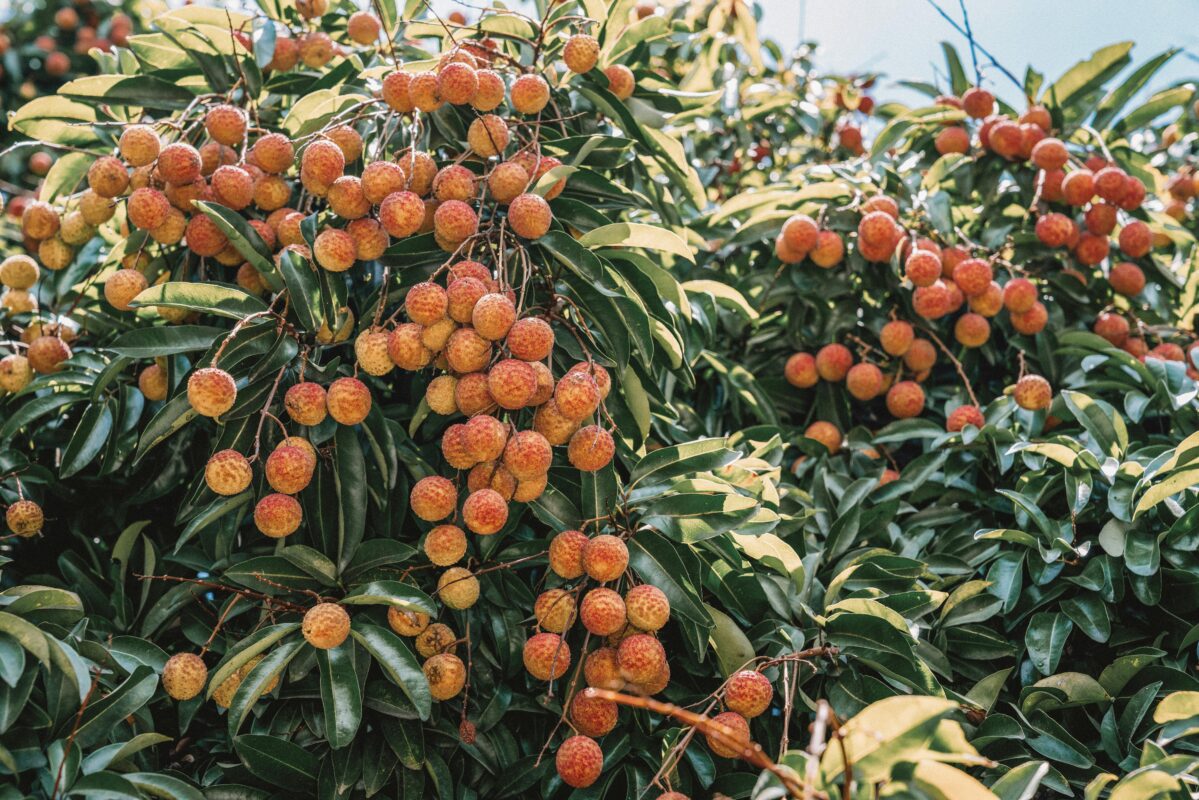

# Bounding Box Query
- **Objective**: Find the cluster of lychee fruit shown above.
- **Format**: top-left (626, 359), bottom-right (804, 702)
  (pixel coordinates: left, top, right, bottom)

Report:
top-left (524, 529), bottom-right (678, 788)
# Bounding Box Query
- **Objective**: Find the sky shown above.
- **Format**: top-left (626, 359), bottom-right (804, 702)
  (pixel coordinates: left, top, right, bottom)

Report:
top-left (757, 0), bottom-right (1199, 106)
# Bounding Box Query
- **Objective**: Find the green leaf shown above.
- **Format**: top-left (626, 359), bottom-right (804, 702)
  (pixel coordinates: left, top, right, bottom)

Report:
top-left (111, 325), bottom-right (224, 358)
top-left (234, 733), bottom-right (318, 786)
top-left (228, 639), bottom-right (306, 738)
top-left (317, 645), bottom-right (363, 748)
top-left (578, 223), bottom-right (695, 263)
top-left (341, 581), bottom-right (435, 614)
top-left (1040, 42), bottom-right (1133, 112)
top-left (1025, 612), bottom-right (1073, 675)
top-left (60, 400), bottom-right (114, 478)
top-left (680, 280), bottom-right (758, 320)
top-left (628, 438), bottom-right (740, 489)
top-left (194, 201), bottom-right (276, 277)
top-left (349, 625), bottom-right (431, 721)
top-left (39, 152), bottom-right (93, 203)
top-left (822, 695), bottom-right (957, 783)
top-left (628, 532), bottom-right (712, 629)
top-left (58, 74), bottom-right (197, 110)
top-left (991, 761), bottom-right (1050, 800)
top-left (75, 665), bottom-right (158, 748)
top-left (333, 424), bottom-right (367, 571)
top-left (131, 282), bottom-right (269, 319)
top-left (703, 603), bottom-right (754, 676)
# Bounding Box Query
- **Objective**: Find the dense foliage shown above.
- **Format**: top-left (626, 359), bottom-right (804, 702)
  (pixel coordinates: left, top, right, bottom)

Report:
top-left (3, 1), bottom-right (1199, 799)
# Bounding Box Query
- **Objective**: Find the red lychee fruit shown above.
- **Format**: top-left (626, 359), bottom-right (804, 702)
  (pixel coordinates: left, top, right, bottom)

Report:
top-left (617, 633), bottom-right (665, 684)
top-left (1014, 374), bottom-right (1052, 410)
top-left (188, 367), bottom-right (237, 417)
top-left (815, 343), bottom-right (852, 382)
top-left (804, 421), bottom-right (841, 453)
top-left (568, 425), bottom-right (614, 471)
top-left (846, 363), bottom-right (884, 401)
top-left (570, 691), bottom-right (618, 737)
top-left (724, 670), bottom-right (773, 718)
top-left (462, 488), bottom-right (508, 535)
top-left (583, 534), bottom-right (628, 582)
top-left (624, 584), bottom-right (670, 631)
top-left (580, 588), bottom-right (627, 636)
top-left (326, 376), bottom-right (372, 424)
top-left (411, 475), bottom-right (457, 521)
top-left (549, 529), bottom-right (589, 579)
top-left (534, 588), bottom-right (577, 633)
top-left (556, 735), bottom-right (603, 788)
top-left (1010, 301), bottom-right (1048, 336)
top-left (954, 312), bottom-right (991, 348)
top-left (886, 380), bottom-right (925, 418)
top-left (946, 404), bottom-right (985, 432)
top-left (706, 711), bottom-right (750, 759)
top-left (1094, 312), bottom-right (1130, 346)
top-left (524, 632), bottom-right (571, 680)
top-left (254, 493), bottom-right (303, 538)
top-left (784, 352), bottom-right (818, 388)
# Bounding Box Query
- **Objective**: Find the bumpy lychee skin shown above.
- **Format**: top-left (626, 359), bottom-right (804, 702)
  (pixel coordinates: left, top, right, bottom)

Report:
top-left (501, 430), bottom-right (551, 480)
top-left (25, 336), bottom-right (70, 375)
top-left (403, 282), bottom-right (448, 326)
top-left (138, 364), bottom-right (169, 401)
top-left (571, 690), bottom-right (618, 737)
top-left (468, 114), bottom-right (510, 158)
top-left (954, 312), bottom-right (991, 348)
top-left (568, 425), bottom-right (615, 472)
top-left (524, 632), bottom-right (571, 681)
top-left (302, 603), bottom-right (351, 649)
top-left (462, 414), bottom-right (507, 463)
top-left (127, 186), bottom-right (171, 231)
top-left (425, 524), bottom-right (467, 566)
top-left (1002, 278), bottom-right (1038, 313)
top-left (204, 103), bottom-right (248, 146)
top-left (87, 155), bottom-right (129, 198)
top-left (845, 362), bottom-right (884, 401)
top-left (354, 328), bottom-right (394, 377)
top-left (617, 633), bottom-right (665, 685)
top-left (119, 124), bottom-right (160, 167)
top-left (1010, 301), bottom-right (1048, 336)
top-left (1014, 375), bottom-right (1053, 411)
top-left (462, 488), bottom-right (509, 535)
top-left (102, 268), bottom-right (149, 312)
top-left (804, 421), bottom-right (841, 454)
top-left (486, 359), bottom-right (535, 410)
top-left (438, 567), bottom-right (480, 610)
top-left (508, 193), bottom-right (552, 239)
top-left (326, 377), bottom-right (372, 425)
top-left (604, 64), bottom-right (636, 100)
top-left (534, 589), bottom-right (577, 633)
top-left (505, 317), bottom-right (554, 361)
top-left (6, 499), bottom-right (44, 537)
top-left (0, 255), bottom-right (38, 290)
top-left (550, 529), bottom-right (589, 579)
top-left (186, 214), bottom-right (229, 257)
top-left (706, 711), bottom-right (751, 759)
top-left (205, 449), bottom-right (253, 496)
top-left (254, 493), bottom-right (302, 538)
top-left (1119, 220), bottom-right (1152, 258)
top-left (1094, 312), bottom-right (1131, 346)
top-left (783, 352), bottom-right (818, 388)
top-left (946, 404), bottom-right (986, 433)
top-left (163, 653), bottom-right (207, 701)
top-left (266, 444), bottom-right (316, 495)
top-left (388, 607), bottom-right (430, 637)
top-left (725, 670), bottom-right (773, 718)
top-left (886, 380), bottom-right (926, 419)
top-left (533, 400), bottom-right (580, 447)
top-left (424, 653), bottom-right (467, 700)
top-left (552, 370), bottom-right (599, 420)
top-left (556, 735), bottom-right (603, 789)
top-left (433, 164), bottom-right (478, 202)
top-left (815, 343), bottom-right (853, 382)
top-left (472, 292), bottom-right (517, 341)
top-left (158, 142), bottom-right (203, 185)
top-left (563, 33), bottom-right (600, 73)
top-left (582, 534), bottom-right (628, 582)
top-left (953, 258), bottom-right (993, 297)
top-left (447, 277), bottom-right (487, 324)
top-left (284, 382), bottom-right (328, 426)
top-left (1109, 261), bottom-right (1146, 297)
top-left (584, 647), bottom-right (624, 690)
top-left (878, 320), bottom-right (914, 357)
top-left (455, 373), bottom-right (496, 417)
top-left (904, 249), bottom-right (941, 287)
top-left (411, 476), bottom-right (457, 522)
top-left (625, 584), bottom-right (670, 631)
top-left (580, 588), bottom-right (628, 636)
top-left (433, 199), bottom-right (479, 246)
top-left (511, 74), bottom-right (550, 114)
top-left (188, 367), bottom-right (237, 417)
top-left (251, 132), bottom-right (294, 174)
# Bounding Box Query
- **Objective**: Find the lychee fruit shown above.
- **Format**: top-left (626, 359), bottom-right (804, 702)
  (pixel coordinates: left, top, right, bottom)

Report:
top-left (511, 74), bottom-right (550, 114)
top-left (103, 268), bottom-right (148, 311)
top-left (625, 584), bottom-right (669, 631)
top-left (784, 352), bottom-right (818, 388)
top-left (119, 124), bottom-right (161, 167)
top-left (534, 589), bottom-right (577, 633)
top-left (415, 623), bottom-right (457, 657)
top-left (503, 430), bottom-right (553, 480)
top-left (302, 603), bottom-right (350, 649)
top-left (424, 653), bottom-right (467, 700)
top-left (563, 34), bottom-right (600, 73)
top-left (570, 690), bottom-right (618, 738)
top-left (524, 632), bottom-right (571, 680)
top-left (5, 499), bottom-right (43, 537)
top-left (724, 670), bottom-right (773, 718)
top-left (285, 382), bottom-right (328, 426)
top-left (604, 64), bottom-right (636, 100)
top-left (467, 114), bottom-right (510, 158)
top-left (254, 493), bottom-right (302, 538)
top-left (580, 588), bottom-right (627, 636)
top-left (804, 421), bottom-right (841, 454)
top-left (946, 404), bottom-right (985, 432)
top-left (549, 529), bottom-right (589, 579)
top-left (815, 343), bottom-right (852, 381)
top-left (462, 488), bottom-right (508, 535)
top-left (506, 317), bottom-right (554, 361)
top-left (1014, 374), bottom-right (1052, 410)
top-left (265, 444), bottom-right (316, 494)
top-left (205, 449), bottom-right (253, 495)
top-left (508, 193), bottom-right (552, 239)
top-left (162, 653), bottom-right (207, 700)
top-left (705, 711), bottom-right (750, 759)
top-left (617, 633), bottom-right (665, 684)
top-left (845, 363), bottom-right (884, 401)
top-left (388, 607), bottom-right (429, 637)
top-left (411, 476), bottom-right (457, 521)
top-left (567, 425), bottom-right (615, 471)
top-left (582, 534), bottom-right (628, 582)
top-left (954, 312), bottom-right (991, 348)
top-left (187, 367), bottom-right (236, 417)
top-left (438, 566), bottom-right (480, 609)
top-left (556, 735), bottom-right (603, 788)
top-left (886, 380), bottom-right (925, 418)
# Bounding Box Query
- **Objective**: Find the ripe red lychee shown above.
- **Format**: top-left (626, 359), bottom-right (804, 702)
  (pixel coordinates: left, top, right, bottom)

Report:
top-left (1014, 375), bottom-right (1052, 410)
top-left (471, 292), bottom-right (516, 340)
top-left (1109, 261), bottom-right (1145, 296)
top-left (473, 68), bottom-right (506, 111)
top-left (314, 228), bottom-right (356, 272)
top-left (511, 74), bottom-right (550, 114)
top-left (584, 647), bottom-right (624, 689)
top-left (422, 524), bottom-right (466, 567)
top-left (301, 140), bottom-right (346, 194)
top-left (912, 281), bottom-right (950, 319)
top-left (438, 566), bottom-right (480, 609)
top-left (904, 249), bottom-right (941, 287)
top-left (810, 230), bottom-right (844, 267)
top-left (886, 380), bottom-right (925, 418)
top-left (1074, 231), bottom-right (1110, 266)
top-left (580, 588), bottom-right (627, 636)
top-left (568, 425), bottom-right (615, 471)
top-left (582, 534), bottom-right (628, 582)
top-left (535, 588), bottom-right (577, 633)
top-left (724, 670), bottom-right (773, 718)
top-left (127, 187), bottom-right (171, 230)
top-left (185, 214), bottom-right (229, 257)
top-left (1010, 301), bottom-right (1048, 336)
top-left (425, 652), bottom-right (467, 700)
top-left (1031, 137), bottom-right (1068, 170)
top-left (556, 735), bottom-right (603, 789)
top-left (506, 317), bottom-right (554, 361)
top-left (555, 370), bottom-right (602, 420)
top-left (265, 444), bottom-right (315, 494)
top-left (508, 193), bottom-right (552, 239)
top-left (880, 320), bottom-right (914, 356)
top-left (1119, 220), bottom-right (1152, 258)
top-left (617, 633), bottom-right (665, 684)
top-left (87, 155), bottom-right (129, 198)
top-left (411, 475), bottom-right (457, 521)
top-left (138, 364), bottom-right (168, 401)
top-left (26, 335), bottom-right (71, 374)
top-left (604, 64), bottom-right (636, 99)
top-left (455, 372), bottom-right (496, 416)
top-left (188, 367), bottom-right (236, 417)
top-left (324, 376), bottom-right (371, 425)
top-left (953, 258), bottom-right (992, 297)
top-left (433, 164), bottom-right (477, 202)
top-left (550, 529), bottom-right (589, 579)
top-left (284, 382), bottom-right (328, 426)
top-left (254, 493), bottom-right (302, 538)
top-left (625, 584), bottom-right (670, 631)
top-left (462, 488), bottom-right (508, 535)
top-left (438, 61), bottom-right (478, 105)
top-left (485, 359), bottom-right (535, 410)
top-left (6, 499), bottom-right (43, 537)
top-left (815, 343), bottom-right (852, 381)
top-left (204, 104), bottom-right (248, 146)
top-left (163, 653), bottom-right (207, 700)
top-left (961, 87), bottom-right (994, 118)
top-left (524, 632), bottom-right (571, 680)
top-left (387, 323), bottom-right (433, 371)
top-left (503, 430), bottom-right (553, 479)
top-left (970, 282), bottom-right (1003, 316)
top-left (784, 352), bottom-right (818, 388)
top-left (1062, 170), bottom-right (1095, 205)
top-left (804, 421), bottom-right (841, 453)
top-left (158, 142), bottom-right (203, 185)
top-left (935, 126), bottom-right (970, 155)
top-left (1002, 278), bottom-right (1038, 313)
top-left (1094, 312), bottom-right (1130, 346)
top-left (946, 404), bottom-right (986, 432)
top-left (302, 602), bottom-right (350, 649)
top-left (570, 690), bottom-right (618, 737)
top-left (433, 199), bottom-right (479, 245)
top-left (954, 312), bottom-right (991, 348)
top-left (119, 124), bottom-right (160, 167)
top-left (845, 363), bottom-right (884, 401)
top-left (706, 711), bottom-right (750, 759)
